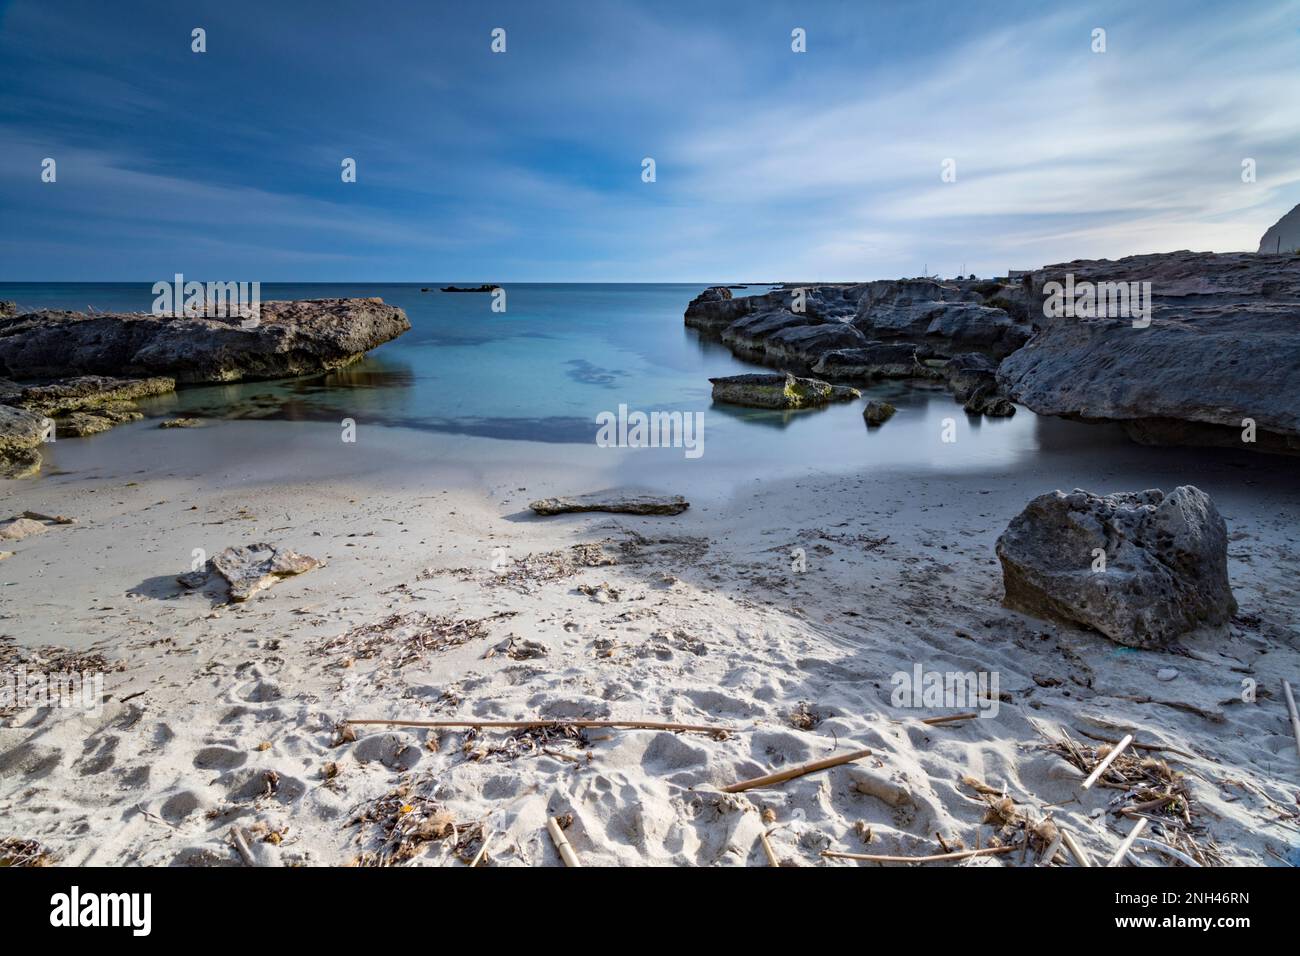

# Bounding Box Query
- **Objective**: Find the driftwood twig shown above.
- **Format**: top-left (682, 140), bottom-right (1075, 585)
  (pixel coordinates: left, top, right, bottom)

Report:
top-left (547, 816), bottom-right (581, 867)
top-left (823, 845), bottom-right (1016, 864)
top-left (1082, 734), bottom-right (1134, 790)
top-left (723, 747), bottom-right (872, 793)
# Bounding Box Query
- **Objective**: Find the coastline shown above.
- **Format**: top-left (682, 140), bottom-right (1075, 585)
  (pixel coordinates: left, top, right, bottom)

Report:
top-left (3, 416), bottom-right (1298, 865)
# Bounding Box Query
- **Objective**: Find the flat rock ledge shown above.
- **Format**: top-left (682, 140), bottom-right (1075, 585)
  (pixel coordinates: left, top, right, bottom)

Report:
top-left (709, 372), bottom-right (859, 409)
top-left (0, 297), bottom-right (410, 383)
top-left (179, 543), bottom-right (324, 602)
top-left (529, 493), bottom-right (689, 516)
top-left (995, 485), bottom-right (1236, 648)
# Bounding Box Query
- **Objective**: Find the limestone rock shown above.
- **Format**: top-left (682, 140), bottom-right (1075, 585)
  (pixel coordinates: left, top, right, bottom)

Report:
top-left (180, 543), bottom-right (324, 602)
top-left (0, 405), bottom-right (47, 479)
top-left (709, 372), bottom-right (859, 409)
top-left (1258, 202), bottom-right (1300, 254)
top-left (995, 486), bottom-right (1236, 648)
top-left (529, 493), bottom-right (689, 516)
top-left (0, 298), bottom-right (410, 383)
top-left (863, 400), bottom-right (896, 426)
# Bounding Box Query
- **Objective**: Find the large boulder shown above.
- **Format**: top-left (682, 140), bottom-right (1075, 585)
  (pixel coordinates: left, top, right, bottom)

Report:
top-left (0, 298), bottom-right (410, 383)
top-left (998, 251), bottom-right (1300, 454)
top-left (1258, 202), bottom-right (1300, 254)
top-left (709, 372), bottom-right (859, 409)
top-left (995, 486), bottom-right (1236, 648)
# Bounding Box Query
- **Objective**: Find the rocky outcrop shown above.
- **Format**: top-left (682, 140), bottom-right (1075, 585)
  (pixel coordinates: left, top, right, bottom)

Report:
top-left (998, 251), bottom-right (1300, 453)
top-left (709, 372), bottom-right (859, 409)
top-left (0, 298), bottom-right (410, 383)
top-left (529, 493), bottom-right (689, 516)
top-left (0, 302), bottom-right (17, 318)
top-left (3, 375), bottom-right (176, 441)
top-left (995, 486), bottom-right (1235, 648)
top-left (0, 405), bottom-right (47, 479)
top-left (1258, 203), bottom-right (1300, 254)
top-left (686, 281), bottom-right (1031, 385)
top-left (812, 343), bottom-right (940, 382)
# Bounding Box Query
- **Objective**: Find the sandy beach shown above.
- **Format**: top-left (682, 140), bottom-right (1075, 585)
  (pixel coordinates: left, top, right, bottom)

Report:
top-left (3, 418), bottom-right (1297, 866)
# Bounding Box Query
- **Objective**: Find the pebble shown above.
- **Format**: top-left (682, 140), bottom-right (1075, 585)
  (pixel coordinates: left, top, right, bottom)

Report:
top-left (1157, 668), bottom-right (1179, 681)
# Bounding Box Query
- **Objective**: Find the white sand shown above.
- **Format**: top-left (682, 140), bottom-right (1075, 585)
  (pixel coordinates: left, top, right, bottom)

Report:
top-left (2, 419), bottom-right (1298, 866)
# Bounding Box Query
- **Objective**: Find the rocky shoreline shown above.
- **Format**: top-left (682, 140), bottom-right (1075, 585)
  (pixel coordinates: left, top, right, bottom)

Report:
top-left (686, 249), bottom-right (1300, 453)
top-left (0, 298), bottom-right (410, 477)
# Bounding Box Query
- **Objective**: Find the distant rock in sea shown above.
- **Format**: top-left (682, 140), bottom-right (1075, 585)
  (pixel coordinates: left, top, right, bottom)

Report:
top-left (440, 285), bottom-right (499, 292)
top-left (1258, 203), bottom-right (1300, 254)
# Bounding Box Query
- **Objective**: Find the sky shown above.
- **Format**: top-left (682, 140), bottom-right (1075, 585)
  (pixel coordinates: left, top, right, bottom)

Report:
top-left (2, 0), bottom-right (1299, 281)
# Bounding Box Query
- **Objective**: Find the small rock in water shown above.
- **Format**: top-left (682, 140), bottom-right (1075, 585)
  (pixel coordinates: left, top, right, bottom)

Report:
top-left (1157, 668), bottom-right (1179, 681)
top-left (160, 417), bottom-right (205, 429)
top-left (863, 400), bottom-right (896, 426)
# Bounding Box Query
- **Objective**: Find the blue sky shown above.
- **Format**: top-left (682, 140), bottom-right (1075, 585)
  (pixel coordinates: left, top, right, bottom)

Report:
top-left (2, 0), bottom-right (1298, 281)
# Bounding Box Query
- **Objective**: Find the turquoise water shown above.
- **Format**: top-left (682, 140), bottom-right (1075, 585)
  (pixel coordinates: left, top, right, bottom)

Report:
top-left (1, 282), bottom-right (1146, 478)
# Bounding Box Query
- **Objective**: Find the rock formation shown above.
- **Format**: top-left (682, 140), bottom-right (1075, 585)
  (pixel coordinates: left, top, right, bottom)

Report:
top-left (529, 493), bottom-right (690, 516)
top-left (998, 252), bottom-right (1300, 453)
top-left (709, 372), bottom-right (859, 409)
top-left (0, 298), bottom-right (410, 383)
top-left (1258, 202), bottom-right (1300, 254)
top-left (995, 486), bottom-right (1236, 648)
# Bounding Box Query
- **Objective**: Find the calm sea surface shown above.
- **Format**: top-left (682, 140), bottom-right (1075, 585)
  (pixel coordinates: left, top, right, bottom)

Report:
top-left (0, 282), bottom-right (1194, 483)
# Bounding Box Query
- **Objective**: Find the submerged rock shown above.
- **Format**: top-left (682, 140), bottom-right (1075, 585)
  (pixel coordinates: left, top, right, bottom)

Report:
top-left (709, 372), bottom-right (859, 409)
top-left (529, 493), bottom-right (689, 516)
top-left (0, 298), bottom-right (410, 383)
top-left (179, 543), bottom-right (324, 602)
top-left (159, 418), bottom-right (204, 429)
top-left (995, 485), bottom-right (1235, 648)
top-left (998, 251), bottom-right (1300, 454)
top-left (863, 400), bottom-right (896, 426)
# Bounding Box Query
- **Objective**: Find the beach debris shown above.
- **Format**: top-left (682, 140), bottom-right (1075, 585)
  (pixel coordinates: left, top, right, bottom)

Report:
top-left (709, 372), bottom-right (859, 410)
top-left (318, 610), bottom-right (515, 666)
top-left (348, 778), bottom-right (474, 866)
top-left (823, 845), bottom-right (1017, 865)
top-left (529, 492), bottom-right (689, 516)
top-left (1082, 734), bottom-right (1135, 790)
top-left (920, 712), bottom-right (978, 726)
top-left (788, 701), bottom-right (822, 730)
top-left (1105, 817), bottom-right (1148, 867)
top-left (468, 830), bottom-right (494, 867)
top-left (863, 400), bottom-right (896, 426)
top-left (1037, 831), bottom-right (1065, 867)
top-left (0, 837), bottom-right (55, 867)
top-left (483, 636), bottom-right (548, 660)
top-left (547, 815), bottom-right (582, 867)
top-left (343, 717), bottom-right (735, 738)
top-left (1060, 828), bottom-right (1092, 867)
top-left (229, 825), bottom-right (257, 866)
top-left (179, 542), bottom-right (322, 602)
top-left (1132, 836), bottom-right (1202, 867)
top-left (723, 747), bottom-right (872, 793)
top-left (0, 517), bottom-right (50, 541)
top-left (435, 541), bottom-right (617, 591)
top-left (996, 486), bottom-right (1235, 648)
top-left (0, 551), bottom-right (11, 561)
top-left (848, 766), bottom-right (913, 807)
top-left (1284, 680), bottom-right (1300, 764)
top-left (759, 828), bottom-right (782, 867)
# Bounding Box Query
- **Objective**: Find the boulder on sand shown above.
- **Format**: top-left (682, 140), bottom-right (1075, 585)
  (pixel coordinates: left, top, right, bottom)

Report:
top-left (0, 405), bottom-right (47, 479)
top-left (529, 493), bottom-right (689, 516)
top-left (709, 372), bottom-right (859, 409)
top-left (995, 486), bottom-right (1236, 648)
top-left (179, 543), bottom-right (323, 602)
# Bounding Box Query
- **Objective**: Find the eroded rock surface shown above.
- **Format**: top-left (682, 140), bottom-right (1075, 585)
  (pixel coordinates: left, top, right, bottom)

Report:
top-left (179, 543), bottom-right (323, 602)
top-left (529, 494), bottom-right (689, 516)
top-left (709, 372), bottom-right (859, 409)
top-left (995, 485), bottom-right (1235, 648)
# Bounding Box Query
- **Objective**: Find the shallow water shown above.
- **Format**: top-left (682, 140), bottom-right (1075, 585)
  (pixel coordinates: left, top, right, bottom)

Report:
top-left (0, 282), bottom-right (1281, 488)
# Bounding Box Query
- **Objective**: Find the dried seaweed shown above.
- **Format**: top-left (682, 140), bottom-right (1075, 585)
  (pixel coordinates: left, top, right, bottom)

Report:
top-left (318, 611), bottom-right (516, 667)
top-left (0, 837), bottom-right (55, 867)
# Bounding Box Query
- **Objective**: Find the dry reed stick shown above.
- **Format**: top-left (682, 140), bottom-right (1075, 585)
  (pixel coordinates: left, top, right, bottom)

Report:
top-left (1105, 817), bottom-right (1148, 867)
top-left (468, 830), bottom-right (493, 867)
top-left (1060, 828), bottom-right (1092, 867)
top-left (1081, 734), bottom-right (1134, 790)
top-left (547, 817), bottom-right (581, 867)
top-left (1284, 680), bottom-right (1300, 764)
top-left (822, 845), bottom-right (1016, 864)
top-left (759, 830), bottom-right (781, 867)
top-left (229, 826), bottom-right (256, 866)
top-left (723, 747), bottom-right (872, 793)
top-left (920, 712), bottom-right (979, 725)
top-left (344, 717), bottom-right (733, 735)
